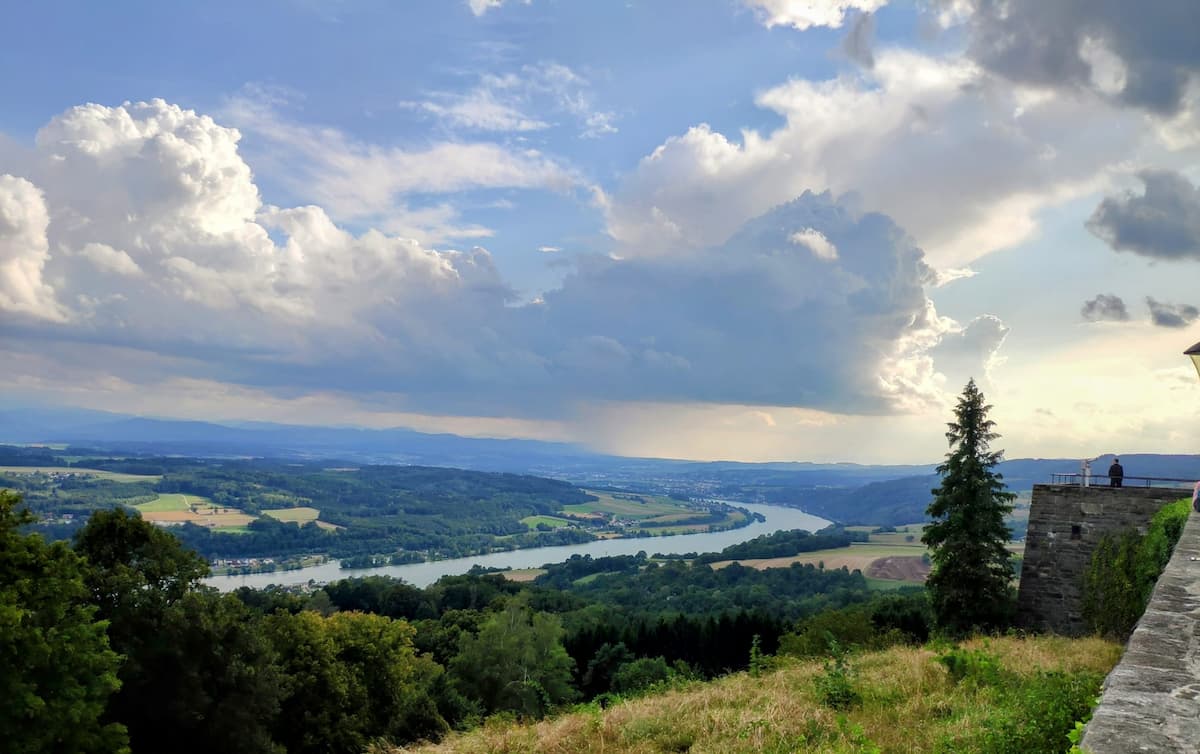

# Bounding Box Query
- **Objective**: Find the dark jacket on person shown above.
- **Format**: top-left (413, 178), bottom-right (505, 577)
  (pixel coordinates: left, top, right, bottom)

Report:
top-left (1108, 462), bottom-right (1124, 487)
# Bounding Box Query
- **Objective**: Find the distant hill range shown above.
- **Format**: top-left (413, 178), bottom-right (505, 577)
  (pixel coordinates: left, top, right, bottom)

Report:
top-left (4, 406), bottom-right (1198, 527)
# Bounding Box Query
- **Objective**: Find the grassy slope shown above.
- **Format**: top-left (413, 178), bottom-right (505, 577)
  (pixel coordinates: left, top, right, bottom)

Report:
top-left (135, 492), bottom-right (210, 512)
top-left (521, 515), bottom-right (572, 529)
top-left (388, 635), bottom-right (1120, 754)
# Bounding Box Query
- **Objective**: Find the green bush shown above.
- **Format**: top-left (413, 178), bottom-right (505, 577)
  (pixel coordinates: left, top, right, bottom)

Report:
top-left (814, 636), bottom-right (861, 711)
top-left (934, 644), bottom-right (1104, 754)
top-left (937, 645), bottom-right (1003, 688)
top-left (939, 670), bottom-right (1104, 754)
top-left (780, 593), bottom-right (931, 657)
top-left (1082, 498), bottom-right (1190, 638)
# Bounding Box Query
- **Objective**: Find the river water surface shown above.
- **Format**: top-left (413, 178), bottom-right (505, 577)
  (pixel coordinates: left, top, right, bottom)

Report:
top-left (205, 502), bottom-right (829, 592)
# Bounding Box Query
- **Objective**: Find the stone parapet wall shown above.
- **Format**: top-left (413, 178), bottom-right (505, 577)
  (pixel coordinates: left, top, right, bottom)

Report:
top-left (1015, 484), bottom-right (1186, 636)
top-left (1080, 507), bottom-right (1200, 753)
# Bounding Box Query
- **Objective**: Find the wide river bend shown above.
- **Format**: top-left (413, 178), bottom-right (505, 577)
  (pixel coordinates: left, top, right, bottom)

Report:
top-left (205, 502), bottom-right (829, 592)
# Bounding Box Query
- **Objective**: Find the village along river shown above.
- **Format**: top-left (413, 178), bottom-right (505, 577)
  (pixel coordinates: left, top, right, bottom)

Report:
top-left (205, 502), bottom-right (830, 592)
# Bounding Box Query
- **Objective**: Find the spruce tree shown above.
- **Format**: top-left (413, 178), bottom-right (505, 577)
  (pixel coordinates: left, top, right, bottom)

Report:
top-left (922, 379), bottom-right (1015, 634)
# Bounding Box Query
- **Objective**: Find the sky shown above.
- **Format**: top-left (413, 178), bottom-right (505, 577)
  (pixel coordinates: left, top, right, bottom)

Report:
top-left (2, 0), bottom-right (1199, 464)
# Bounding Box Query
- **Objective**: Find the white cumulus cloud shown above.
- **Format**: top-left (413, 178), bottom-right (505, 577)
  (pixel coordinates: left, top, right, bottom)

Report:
top-left (606, 48), bottom-right (1144, 268)
top-left (789, 228), bottom-right (839, 260)
top-left (1, 100), bottom-right (1005, 426)
top-left (0, 174), bottom-right (65, 321)
top-left (744, 0), bottom-right (888, 30)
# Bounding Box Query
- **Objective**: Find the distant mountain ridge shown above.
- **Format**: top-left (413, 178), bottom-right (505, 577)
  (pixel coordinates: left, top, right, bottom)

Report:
top-left (4, 406), bottom-right (1198, 528)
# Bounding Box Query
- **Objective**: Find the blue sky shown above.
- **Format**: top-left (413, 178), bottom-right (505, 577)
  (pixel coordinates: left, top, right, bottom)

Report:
top-left (2, 0), bottom-right (1199, 462)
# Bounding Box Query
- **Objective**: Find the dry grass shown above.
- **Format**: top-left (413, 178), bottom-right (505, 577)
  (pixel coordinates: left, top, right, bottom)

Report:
top-left (709, 543), bottom-right (929, 578)
top-left (500, 568), bottom-right (548, 583)
top-left (263, 506), bottom-right (322, 523)
top-left (383, 635), bottom-right (1120, 754)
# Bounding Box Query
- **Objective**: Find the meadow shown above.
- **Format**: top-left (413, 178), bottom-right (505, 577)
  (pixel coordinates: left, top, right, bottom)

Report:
top-left (520, 514), bottom-right (572, 529)
top-left (262, 506), bottom-right (342, 530)
top-left (387, 634), bottom-right (1120, 754)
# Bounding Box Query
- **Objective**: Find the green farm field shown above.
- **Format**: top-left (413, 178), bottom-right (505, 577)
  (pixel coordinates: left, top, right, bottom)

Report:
top-left (564, 491), bottom-right (686, 519)
top-left (135, 493), bottom-right (212, 513)
top-left (520, 514), bottom-right (571, 529)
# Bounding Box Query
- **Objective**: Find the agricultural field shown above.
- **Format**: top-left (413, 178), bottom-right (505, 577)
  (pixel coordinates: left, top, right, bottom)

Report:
top-left (711, 530), bottom-right (932, 585)
top-left (563, 491), bottom-right (685, 520)
top-left (647, 509), bottom-right (749, 535)
top-left (561, 490), bottom-right (747, 535)
top-left (263, 506), bottom-right (341, 531)
top-left (521, 514), bottom-right (571, 529)
top-left (502, 568), bottom-right (547, 582)
top-left (0, 466), bottom-right (161, 483)
top-left (846, 522), bottom-right (926, 546)
top-left (135, 493), bottom-right (256, 529)
top-left (711, 521), bottom-right (1024, 587)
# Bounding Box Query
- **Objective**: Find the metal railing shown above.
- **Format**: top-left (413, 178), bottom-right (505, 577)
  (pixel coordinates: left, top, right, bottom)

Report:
top-left (1048, 473), bottom-right (1199, 490)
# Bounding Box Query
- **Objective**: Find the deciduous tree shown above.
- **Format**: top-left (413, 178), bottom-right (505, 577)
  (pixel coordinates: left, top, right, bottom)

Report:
top-left (450, 601), bottom-right (577, 717)
top-left (0, 491), bottom-right (127, 753)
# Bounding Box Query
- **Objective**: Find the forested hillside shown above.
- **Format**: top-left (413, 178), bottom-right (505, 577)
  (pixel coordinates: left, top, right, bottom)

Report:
top-left (1, 489), bottom-right (916, 753)
top-left (1, 446), bottom-right (751, 566)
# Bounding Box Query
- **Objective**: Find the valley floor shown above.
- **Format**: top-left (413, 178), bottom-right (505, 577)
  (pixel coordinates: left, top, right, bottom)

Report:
top-left (386, 635), bottom-right (1120, 754)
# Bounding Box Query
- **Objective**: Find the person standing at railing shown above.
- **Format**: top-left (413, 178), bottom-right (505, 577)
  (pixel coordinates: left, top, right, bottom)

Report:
top-left (1108, 457), bottom-right (1124, 488)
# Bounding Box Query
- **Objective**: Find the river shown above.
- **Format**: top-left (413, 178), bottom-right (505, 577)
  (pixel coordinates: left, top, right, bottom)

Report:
top-left (204, 502), bottom-right (829, 592)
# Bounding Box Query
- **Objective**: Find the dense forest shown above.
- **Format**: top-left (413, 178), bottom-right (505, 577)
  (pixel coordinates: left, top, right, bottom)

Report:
top-left (2, 488), bottom-right (927, 753)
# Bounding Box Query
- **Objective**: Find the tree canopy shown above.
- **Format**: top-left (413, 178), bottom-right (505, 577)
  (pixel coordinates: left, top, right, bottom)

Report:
top-left (0, 491), bottom-right (127, 753)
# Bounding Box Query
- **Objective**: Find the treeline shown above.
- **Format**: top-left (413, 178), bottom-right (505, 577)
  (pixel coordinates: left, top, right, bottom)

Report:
top-left (2, 489), bottom-right (930, 754)
top-left (693, 525), bottom-right (867, 564)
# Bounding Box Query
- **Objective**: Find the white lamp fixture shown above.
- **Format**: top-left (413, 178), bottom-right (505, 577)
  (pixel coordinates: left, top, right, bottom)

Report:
top-left (1188, 341), bottom-right (1200, 382)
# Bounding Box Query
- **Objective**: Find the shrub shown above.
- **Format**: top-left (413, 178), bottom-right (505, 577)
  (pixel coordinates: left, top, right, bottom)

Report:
top-left (934, 643), bottom-right (1105, 754)
top-left (937, 669), bottom-right (1104, 754)
top-left (611, 657), bottom-right (674, 695)
top-left (815, 636), bottom-right (861, 711)
top-left (1082, 498), bottom-right (1190, 638)
top-left (937, 645), bottom-right (1003, 688)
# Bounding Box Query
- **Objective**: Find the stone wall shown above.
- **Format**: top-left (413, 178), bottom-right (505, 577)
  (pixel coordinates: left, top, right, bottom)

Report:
top-left (1080, 506), bottom-right (1200, 752)
top-left (1015, 484), bottom-right (1186, 636)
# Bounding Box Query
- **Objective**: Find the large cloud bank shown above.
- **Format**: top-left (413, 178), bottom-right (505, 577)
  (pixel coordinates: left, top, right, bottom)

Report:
top-left (604, 48), bottom-right (1144, 269)
top-left (1, 99), bottom-right (1001, 418)
top-left (946, 0), bottom-right (1200, 115)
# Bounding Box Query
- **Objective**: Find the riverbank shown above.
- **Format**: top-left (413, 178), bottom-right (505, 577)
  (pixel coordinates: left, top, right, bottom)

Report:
top-left (204, 502), bottom-right (829, 591)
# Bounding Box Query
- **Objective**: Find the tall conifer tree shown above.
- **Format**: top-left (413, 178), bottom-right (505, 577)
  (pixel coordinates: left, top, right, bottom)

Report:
top-left (922, 379), bottom-right (1015, 634)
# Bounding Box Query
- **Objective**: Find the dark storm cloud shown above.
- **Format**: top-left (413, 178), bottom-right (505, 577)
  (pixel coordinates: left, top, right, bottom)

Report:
top-left (1081, 294), bottom-right (1131, 322)
top-left (949, 0), bottom-right (1200, 114)
top-left (1087, 170), bottom-right (1200, 260)
top-left (1147, 297), bottom-right (1200, 328)
top-left (842, 12), bottom-right (876, 69)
